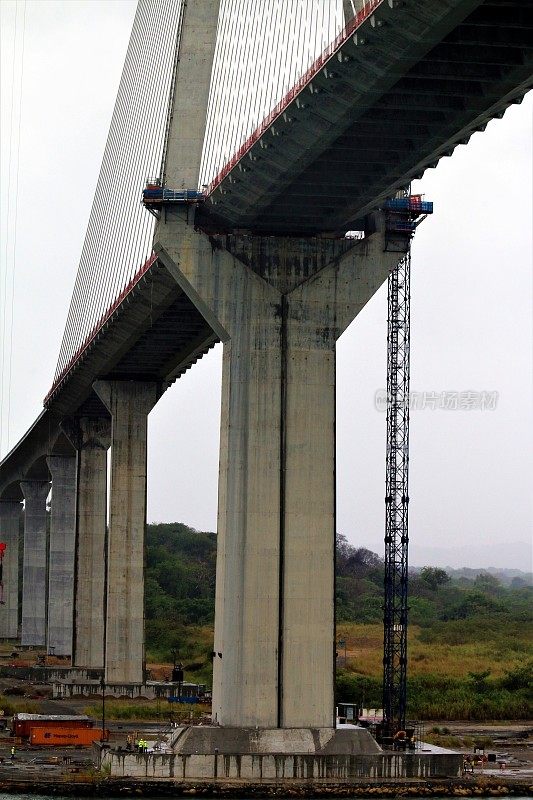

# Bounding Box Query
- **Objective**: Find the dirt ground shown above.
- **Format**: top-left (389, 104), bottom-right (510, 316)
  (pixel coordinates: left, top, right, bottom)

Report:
top-left (0, 661), bottom-right (531, 777)
top-left (460, 722), bottom-right (532, 758)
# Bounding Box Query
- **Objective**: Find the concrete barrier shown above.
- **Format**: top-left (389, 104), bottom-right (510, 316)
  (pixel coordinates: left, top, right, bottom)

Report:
top-left (104, 750), bottom-right (463, 781)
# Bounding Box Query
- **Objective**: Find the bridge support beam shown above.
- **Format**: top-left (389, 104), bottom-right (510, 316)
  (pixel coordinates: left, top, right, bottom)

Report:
top-left (63, 417), bottom-right (110, 669)
top-left (156, 213), bottom-right (399, 728)
top-left (46, 455), bottom-right (77, 658)
top-left (21, 480), bottom-right (50, 646)
top-left (0, 500), bottom-right (22, 638)
top-left (93, 381), bottom-right (158, 684)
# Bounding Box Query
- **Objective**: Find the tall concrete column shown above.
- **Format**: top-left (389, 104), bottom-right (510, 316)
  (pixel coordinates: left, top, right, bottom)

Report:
top-left (62, 417), bottom-right (110, 669)
top-left (154, 0), bottom-right (400, 729)
top-left (92, 382), bottom-right (158, 684)
top-left (155, 212), bottom-right (400, 728)
top-left (208, 278), bottom-right (282, 727)
top-left (46, 456), bottom-right (76, 657)
top-left (20, 480), bottom-right (50, 646)
top-left (163, 0), bottom-right (220, 188)
top-left (0, 500), bottom-right (22, 638)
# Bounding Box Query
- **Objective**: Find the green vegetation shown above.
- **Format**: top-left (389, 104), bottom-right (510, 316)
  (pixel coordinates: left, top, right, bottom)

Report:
top-left (83, 700), bottom-right (210, 722)
top-left (145, 522), bottom-right (216, 683)
top-left (335, 663), bottom-right (532, 720)
top-left (0, 695), bottom-right (39, 715)
top-left (145, 523), bottom-right (533, 720)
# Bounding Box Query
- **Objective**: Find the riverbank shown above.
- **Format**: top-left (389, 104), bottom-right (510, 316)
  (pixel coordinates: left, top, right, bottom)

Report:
top-left (0, 776), bottom-right (531, 797)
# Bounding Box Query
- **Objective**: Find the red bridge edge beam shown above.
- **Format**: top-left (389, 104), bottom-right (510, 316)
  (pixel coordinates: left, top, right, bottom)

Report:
top-left (44, 253), bottom-right (158, 406)
top-left (206, 0), bottom-right (385, 197)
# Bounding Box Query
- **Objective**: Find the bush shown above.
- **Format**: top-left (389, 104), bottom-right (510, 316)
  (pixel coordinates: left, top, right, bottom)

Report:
top-left (499, 659), bottom-right (533, 692)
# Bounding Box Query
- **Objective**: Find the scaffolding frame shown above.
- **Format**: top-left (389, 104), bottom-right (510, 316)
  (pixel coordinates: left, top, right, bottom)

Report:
top-left (382, 246), bottom-right (411, 734)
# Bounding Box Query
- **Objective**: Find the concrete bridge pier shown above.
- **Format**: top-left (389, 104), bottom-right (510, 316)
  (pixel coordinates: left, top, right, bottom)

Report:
top-left (46, 455), bottom-right (76, 657)
top-left (20, 479), bottom-right (50, 646)
top-left (0, 500), bottom-right (22, 638)
top-left (156, 212), bottom-right (400, 730)
top-left (93, 381), bottom-right (158, 684)
top-left (62, 417), bottom-right (110, 669)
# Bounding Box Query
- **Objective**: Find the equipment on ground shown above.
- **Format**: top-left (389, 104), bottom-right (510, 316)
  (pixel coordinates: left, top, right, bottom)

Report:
top-left (383, 195), bottom-right (433, 252)
top-left (11, 713), bottom-right (94, 738)
top-left (29, 726), bottom-right (107, 746)
top-left (142, 178), bottom-right (205, 210)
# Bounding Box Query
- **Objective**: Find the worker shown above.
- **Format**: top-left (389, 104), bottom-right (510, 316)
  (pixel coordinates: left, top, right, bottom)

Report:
top-left (393, 730), bottom-right (407, 751)
top-left (10, 746), bottom-right (15, 760)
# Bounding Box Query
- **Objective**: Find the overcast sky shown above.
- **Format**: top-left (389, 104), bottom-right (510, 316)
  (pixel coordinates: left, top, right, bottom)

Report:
top-left (1, 0), bottom-right (531, 570)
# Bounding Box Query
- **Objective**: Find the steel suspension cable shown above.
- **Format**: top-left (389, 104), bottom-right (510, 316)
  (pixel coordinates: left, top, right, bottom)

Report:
top-left (58, 0), bottom-right (151, 374)
top-left (55, 0), bottom-right (184, 382)
top-left (55, 0), bottom-right (349, 387)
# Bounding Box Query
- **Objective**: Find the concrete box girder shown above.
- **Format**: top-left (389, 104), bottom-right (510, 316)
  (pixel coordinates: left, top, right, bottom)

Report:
top-left (203, 0), bottom-right (532, 235)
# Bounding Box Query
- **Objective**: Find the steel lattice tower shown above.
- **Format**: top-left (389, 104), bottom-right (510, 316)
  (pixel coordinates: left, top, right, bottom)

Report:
top-left (382, 248), bottom-right (411, 733)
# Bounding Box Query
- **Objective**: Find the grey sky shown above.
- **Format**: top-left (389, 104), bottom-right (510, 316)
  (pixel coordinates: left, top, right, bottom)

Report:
top-left (1, 0), bottom-right (531, 570)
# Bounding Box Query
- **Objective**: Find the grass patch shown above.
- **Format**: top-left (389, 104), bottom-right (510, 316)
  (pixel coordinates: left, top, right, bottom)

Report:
top-left (424, 732), bottom-right (463, 748)
top-left (0, 695), bottom-right (39, 715)
top-left (83, 699), bottom-right (210, 722)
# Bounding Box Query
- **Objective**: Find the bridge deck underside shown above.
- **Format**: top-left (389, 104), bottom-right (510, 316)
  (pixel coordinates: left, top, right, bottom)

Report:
top-left (3, 0), bottom-right (532, 487)
top-left (201, 0), bottom-right (532, 236)
top-left (46, 261), bottom-right (217, 417)
top-left (1, 262), bottom-right (217, 495)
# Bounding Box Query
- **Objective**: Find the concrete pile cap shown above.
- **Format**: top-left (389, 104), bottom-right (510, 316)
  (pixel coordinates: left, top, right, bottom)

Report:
top-left (173, 726), bottom-right (382, 756)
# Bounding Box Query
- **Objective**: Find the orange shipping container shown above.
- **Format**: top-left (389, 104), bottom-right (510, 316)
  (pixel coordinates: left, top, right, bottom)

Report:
top-left (12, 714), bottom-right (93, 737)
top-left (29, 726), bottom-right (108, 746)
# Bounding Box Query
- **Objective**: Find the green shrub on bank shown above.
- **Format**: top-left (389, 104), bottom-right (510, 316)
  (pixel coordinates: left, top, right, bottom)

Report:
top-left (334, 668), bottom-right (533, 720)
top-left (143, 523), bottom-right (532, 721)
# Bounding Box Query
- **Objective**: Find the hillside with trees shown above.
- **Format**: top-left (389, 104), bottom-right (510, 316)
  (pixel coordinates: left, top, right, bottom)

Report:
top-left (145, 523), bottom-right (532, 720)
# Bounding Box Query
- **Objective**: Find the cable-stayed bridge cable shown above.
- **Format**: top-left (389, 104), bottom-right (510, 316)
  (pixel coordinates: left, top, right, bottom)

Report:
top-left (53, 0), bottom-right (347, 392)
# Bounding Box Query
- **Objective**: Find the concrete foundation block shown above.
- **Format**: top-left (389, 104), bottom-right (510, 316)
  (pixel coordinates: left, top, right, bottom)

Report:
top-left (104, 748), bottom-right (463, 781)
top-left (171, 726), bottom-right (381, 756)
